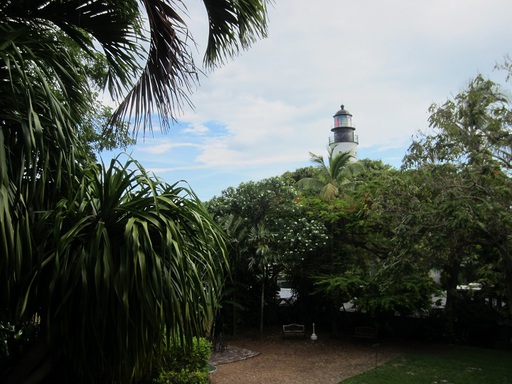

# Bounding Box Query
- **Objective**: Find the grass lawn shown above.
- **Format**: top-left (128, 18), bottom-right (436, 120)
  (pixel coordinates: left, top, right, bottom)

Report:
top-left (341, 345), bottom-right (512, 384)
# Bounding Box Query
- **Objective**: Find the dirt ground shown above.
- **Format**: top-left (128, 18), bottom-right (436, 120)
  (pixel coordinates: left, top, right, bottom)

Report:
top-left (209, 330), bottom-right (418, 384)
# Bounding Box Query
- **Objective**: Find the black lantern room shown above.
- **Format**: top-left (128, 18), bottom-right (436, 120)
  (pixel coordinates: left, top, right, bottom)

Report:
top-left (331, 105), bottom-right (357, 144)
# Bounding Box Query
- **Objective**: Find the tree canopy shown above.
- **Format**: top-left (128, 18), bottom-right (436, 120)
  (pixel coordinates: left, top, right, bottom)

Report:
top-left (403, 73), bottom-right (512, 321)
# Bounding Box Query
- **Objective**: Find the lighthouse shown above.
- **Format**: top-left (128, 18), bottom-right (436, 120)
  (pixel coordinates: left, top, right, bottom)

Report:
top-left (329, 105), bottom-right (358, 161)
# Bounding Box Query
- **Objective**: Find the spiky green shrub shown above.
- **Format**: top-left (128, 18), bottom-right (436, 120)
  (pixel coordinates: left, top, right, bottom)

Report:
top-left (154, 337), bottom-right (212, 384)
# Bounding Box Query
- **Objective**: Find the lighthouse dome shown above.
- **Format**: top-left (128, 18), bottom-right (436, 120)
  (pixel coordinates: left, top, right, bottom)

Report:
top-left (333, 105), bottom-right (352, 118)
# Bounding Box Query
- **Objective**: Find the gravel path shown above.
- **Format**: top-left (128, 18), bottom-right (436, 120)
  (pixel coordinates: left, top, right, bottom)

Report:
top-left (209, 332), bottom-right (405, 384)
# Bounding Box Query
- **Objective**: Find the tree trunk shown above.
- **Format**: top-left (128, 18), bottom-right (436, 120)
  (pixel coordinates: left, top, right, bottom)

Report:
top-left (260, 277), bottom-right (265, 339)
top-left (500, 238), bottom-right (512, 317)
top-left (232, 292), bottom-right (238, 337)
top-left (443, 261), bottom-right (460, 341)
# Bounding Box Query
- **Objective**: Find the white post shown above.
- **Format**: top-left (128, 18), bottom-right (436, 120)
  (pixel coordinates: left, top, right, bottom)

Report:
top-left (310, 323), bottom-right (318, 341)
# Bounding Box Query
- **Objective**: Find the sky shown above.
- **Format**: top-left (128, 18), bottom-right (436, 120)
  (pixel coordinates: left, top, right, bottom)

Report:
top-left (101, 0), bottom-right (512, 201)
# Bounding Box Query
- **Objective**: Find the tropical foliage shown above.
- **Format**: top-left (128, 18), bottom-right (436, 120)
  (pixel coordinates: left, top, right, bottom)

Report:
top-left (40, 157), bottom-right (227, 382)
top-left (154, 336), bottom-right (212, 384)
top-left (207, 177), bottom-right (328, 332)
top-left (203, 71), bottom-right (512, 344)
top-left (403, 74), bottom-right (512, 321)
top-left (1, 0), bottom-right (271, 382)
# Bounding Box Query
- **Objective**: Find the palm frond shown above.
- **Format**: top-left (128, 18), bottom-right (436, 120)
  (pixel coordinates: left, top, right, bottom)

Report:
top-left (320, 182), bottom-right (339, 201)
top-left (297, 147), bottom-right (364, 200)
top-left (0, 18), bottom-right (89, 310)
top-left (330, 150), bottom-right (353, 178)
top-left (112, 0), bottom-right (198, 132)
top-left (296, 177), bottom-right (326, 193)
top-left (202, 0), bottom-right (271, 67)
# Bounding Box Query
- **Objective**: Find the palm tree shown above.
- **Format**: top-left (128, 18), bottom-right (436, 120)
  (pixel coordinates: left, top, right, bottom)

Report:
top-left (296, 147), bottom-right (364, 335)
top-left (1, 1), bottom-right (270, 382)
top-left (297, 146), bottom-right (364, 200)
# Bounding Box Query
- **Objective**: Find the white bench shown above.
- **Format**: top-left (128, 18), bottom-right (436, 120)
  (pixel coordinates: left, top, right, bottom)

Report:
top-left (354, 326), bottom-right (378, 340)
top-left (282, 323), bottom-right (305, 338)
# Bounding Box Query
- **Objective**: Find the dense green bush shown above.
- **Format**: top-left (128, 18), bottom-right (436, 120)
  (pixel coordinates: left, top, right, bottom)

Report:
top-left (154, 337), bottom-right (211, 384)
top-left (155, 368), bottom-right (208, 384)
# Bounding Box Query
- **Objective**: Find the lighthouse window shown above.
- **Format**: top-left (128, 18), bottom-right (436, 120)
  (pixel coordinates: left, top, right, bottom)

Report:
top-left (334, 116), bottom-right (352, 127)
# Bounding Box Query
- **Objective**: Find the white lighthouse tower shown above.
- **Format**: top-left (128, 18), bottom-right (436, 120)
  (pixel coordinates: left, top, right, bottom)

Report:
top-left (329, 105), bottom-right (358, 161)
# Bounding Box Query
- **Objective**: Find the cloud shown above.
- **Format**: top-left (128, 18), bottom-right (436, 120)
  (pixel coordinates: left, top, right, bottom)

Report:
top-left (137, 140), bottom-right (200, 155)
top-left (146, 165), bottom-right (206, 173)
top-left (181, 123), bottom-right (210, 135)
